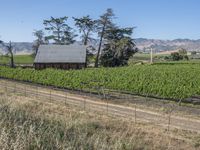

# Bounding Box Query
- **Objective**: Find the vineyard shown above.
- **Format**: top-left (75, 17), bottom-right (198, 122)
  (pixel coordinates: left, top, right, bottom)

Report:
top-left (0, 63), bottom-right (200, 100)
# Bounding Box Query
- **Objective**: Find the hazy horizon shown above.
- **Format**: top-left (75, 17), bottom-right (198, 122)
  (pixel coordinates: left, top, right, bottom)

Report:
top-left (0, 38), bottom-right (200, 43)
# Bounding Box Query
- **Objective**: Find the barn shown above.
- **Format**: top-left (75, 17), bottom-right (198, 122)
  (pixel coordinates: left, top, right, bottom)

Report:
top-left (34, 44), bottom-right (86, 70)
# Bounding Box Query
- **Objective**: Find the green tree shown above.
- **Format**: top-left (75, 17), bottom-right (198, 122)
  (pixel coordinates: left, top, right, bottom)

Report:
top-left (178, 48), bottom-right (187, 55)
top-left (171, 52), bottom-right (183, 61)
top-left (73, 15), bottom-right (97, 66)
top-left (43, 16), bottom-right (76, 45)
top-left (0, 41), bottom-right (15, 68)
top-left (85, 45), bottom-right (96, 66)
top-left (32, 30), bottom-right (46, 55)
top-left (95, 8), bottom-right (116, 67)
top-left (100, 27), bottom-right (138, 67)
top-left (73, 15), bottom-right (96, 45)
top-left (191, 51), bottom-right (197, 55)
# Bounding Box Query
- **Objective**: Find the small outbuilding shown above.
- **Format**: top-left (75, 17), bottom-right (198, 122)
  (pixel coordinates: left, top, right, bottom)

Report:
top-left (34, 44), bottom-right (86, 70)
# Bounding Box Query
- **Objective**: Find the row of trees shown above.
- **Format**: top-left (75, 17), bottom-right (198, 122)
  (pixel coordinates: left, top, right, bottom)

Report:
top-left (33, 8), bottom-right (138, 67)
top-left (164, 48), bottom-right (189, 61)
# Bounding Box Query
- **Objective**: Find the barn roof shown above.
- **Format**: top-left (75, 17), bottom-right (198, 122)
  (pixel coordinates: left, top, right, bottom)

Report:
top-left (34, 44), bottom-right (86, 63)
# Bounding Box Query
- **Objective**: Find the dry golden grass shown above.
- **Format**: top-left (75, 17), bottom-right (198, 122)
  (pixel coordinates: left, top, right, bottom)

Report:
top-left (0, 93), bottom-right (200, 150)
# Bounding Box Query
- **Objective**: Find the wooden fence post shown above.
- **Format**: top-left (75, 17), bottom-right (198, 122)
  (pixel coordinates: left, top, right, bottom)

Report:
top-left (135, 104), bottom-right (137, 123)
top-left (106, 98), bottom-right (108, 115)
top-left (14, 83), bottom-right (16, 93)
top-left (49, 89), bottom-right (52, 102)
top-left (25, 85), bottom-right (27, 97)
top-left (168, 110), bottom-right (172, 132)
top-left (5, 81), bottom-right (7, 93)
top-left (65, 90), bottom-right (67, 106)
top-left (102, 88), bottom-right (109, 115)
top-left (84, 94), bottom-right (86, 111)
top-left (37, 86), bottom-right (39, 99)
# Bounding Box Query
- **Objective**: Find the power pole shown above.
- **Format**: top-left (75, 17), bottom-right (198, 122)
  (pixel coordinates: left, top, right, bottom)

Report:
top-left (150, 48), bottom-right (153, 64)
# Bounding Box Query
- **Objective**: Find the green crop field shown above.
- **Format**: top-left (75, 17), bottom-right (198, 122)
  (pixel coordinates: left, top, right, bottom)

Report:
top-left (1, 62), bottom-right (200, 100)
top-left (0, 55), bottom-right (34, 64)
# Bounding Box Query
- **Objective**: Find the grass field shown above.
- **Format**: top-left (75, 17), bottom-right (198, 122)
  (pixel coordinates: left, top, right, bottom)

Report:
top-left (0, 94), bottom-right (199, 149)
top-left (0, 55), bottom-right (34, 64)
top-left (0, 53), bottom-right (197, 65)
top-left (0, 52), bottom-right (180, 65)
top-left (131, 53), bottom-right (169, 62)
top-left (132, 52), bottom-right (200, 64)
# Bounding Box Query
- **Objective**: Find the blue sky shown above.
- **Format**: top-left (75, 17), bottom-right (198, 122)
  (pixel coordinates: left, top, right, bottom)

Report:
top-left (0, 0), bottom-right (199, 42)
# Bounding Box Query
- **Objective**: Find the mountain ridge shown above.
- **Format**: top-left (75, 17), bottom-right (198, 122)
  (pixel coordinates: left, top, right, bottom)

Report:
top-left (0, 38), bottom-right (200, 55)
top-left (135, 38), bottom-right (200, 52)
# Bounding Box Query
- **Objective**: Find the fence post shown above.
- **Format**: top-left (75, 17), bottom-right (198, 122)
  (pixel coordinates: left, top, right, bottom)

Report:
top-left (106, 97), bottom-right (108, 115)
top-left (168, 110), bottom-right (172, 132)
top-left (37, 86), bottom-right (39, 99)
top-left (178, 99), bottom-right (182, 106)
top-left (167, 104), bottom-right (175, 132)
top-left (14, 83), bottom-right (16, 93)
top-left (25, 85), bottom-right (27, 97)
top-left (102, 88), bottom-right (109, 115)
top-left (84, 94), bottom-right (86, 111)
top-left (88, 89), bottom-right (91, 112)
top-left (134, 104), bottom-right (137, 123)
top-left (65, 90), bottom-right (67, 106)
top-left (49, 89), bottom-right (52, 102)
top-left (5, 81), bottom-right (7, 93)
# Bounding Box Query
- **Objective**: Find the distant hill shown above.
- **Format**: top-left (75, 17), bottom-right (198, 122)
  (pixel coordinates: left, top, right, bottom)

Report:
top-left (0, 42), bottom-right (33, 55)
top-left (0, 39), bottom-right (200, 55)
top-left (135, 38), bottom-right (200, 53)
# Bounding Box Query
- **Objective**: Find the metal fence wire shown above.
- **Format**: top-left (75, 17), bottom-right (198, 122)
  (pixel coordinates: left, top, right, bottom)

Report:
top-left (0, 79), bottom-right (200, 133)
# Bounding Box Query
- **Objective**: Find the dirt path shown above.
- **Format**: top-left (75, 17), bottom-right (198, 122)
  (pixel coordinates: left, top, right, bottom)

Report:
top-left (0, 79), bottom-right (200, 133)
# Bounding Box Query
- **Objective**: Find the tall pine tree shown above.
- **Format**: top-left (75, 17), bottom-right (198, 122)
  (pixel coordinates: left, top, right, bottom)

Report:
top-left (43, 16), bottom-right (76, 45)
top-left (95, 8), bottom-right (115, 67)
top-left (101, 27), bottom-right (138, 67)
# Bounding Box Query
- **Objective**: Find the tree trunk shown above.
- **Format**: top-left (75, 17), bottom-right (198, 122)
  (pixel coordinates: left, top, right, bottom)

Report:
top-left (84, 33), bottom-right (89, 68)
top-left (10, 53), bottom-right (14, 68)
top-left (9, 41), bottom-right (15, 68)
top-left (84, 32), bottom-right (89, 46)
top-left (57, 27), bottom-right (61, 44)
top-left (95, 25), bottom-right (106, 68)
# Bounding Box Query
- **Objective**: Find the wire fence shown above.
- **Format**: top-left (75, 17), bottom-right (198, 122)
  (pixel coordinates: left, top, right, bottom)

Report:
top-left (0, 79), bottom-right (200, 132)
